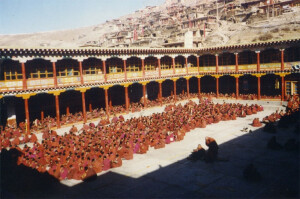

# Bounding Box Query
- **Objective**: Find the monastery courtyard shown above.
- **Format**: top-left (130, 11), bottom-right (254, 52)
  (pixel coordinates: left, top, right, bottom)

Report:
top-left (1, 98), bottom-right (299, 198)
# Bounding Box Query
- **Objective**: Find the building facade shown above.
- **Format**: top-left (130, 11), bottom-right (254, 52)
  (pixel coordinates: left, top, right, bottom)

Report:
top-left (0, 39), bottom-right (299, 132)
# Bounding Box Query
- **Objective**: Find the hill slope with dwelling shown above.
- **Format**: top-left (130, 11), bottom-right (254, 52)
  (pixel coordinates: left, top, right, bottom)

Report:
top-left (0, 0), bottom-right (299, 48)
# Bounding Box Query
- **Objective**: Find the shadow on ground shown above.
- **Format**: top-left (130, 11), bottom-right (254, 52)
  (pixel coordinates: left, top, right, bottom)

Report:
top-left (1, 112), bottom-right (299, 199)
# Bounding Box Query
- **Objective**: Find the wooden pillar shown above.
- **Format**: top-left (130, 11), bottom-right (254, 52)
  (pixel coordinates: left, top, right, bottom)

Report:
top-left (173, 80), bottom-right (177, 103)
top-left (66, 106), bottom-right (70, 116)
top-left (143, 84), bottom-right (147, 108)
top-left (24, 98), bottom-right (30, 134)
top-left (21, 62), bottom-right (27, 90)
top-left (235, 53), bottom-right (239, 72)
top-left (281, 76), bottom-right (285, 101)
top-left (104, 88), bottom-right (109, 117)
top-left (79, 61), bottom-right (84, 84)
top-left (257, 76), bottom-right (261, 100)
top-left (159, 81), bottom-right (163, 106)
top-left (81, 91), bottom-right (87, 123)
top-left (41, 111), bottom-right (44, 121)
top-left (216, 77), bottom-right (219, 98)
top-left (158, 58), bottom-right (161, 77)
top-left (197, 77), bottom-right (201, 97)
top-left (89, 103), bottom-right (92, 112)
top-left (142, 59), bottom-right (145, 78)
top-left (256, 51), bottom-right (261, 72)
top-left (186, 78), bottom-right (190, 98)
top-left (123, 59), bottom-right (127, 81)
top-left (197, 56), bottom-right (200, 73)
top-left (280, 49), bottom-right (285, 71)
top-left (185, 57), bottom-right (189, 74)
top-left (172, 57), bottom-right (175, 74)
top-left (215, 54), bottom-right (219, 73)
top-left (235, 77), bottom-right (239, 99)
top-left (103, 60), bottom-right (107, 82)
top-left (125, 86), bottom-right (129, 112)
top-left (55, 95), bottom-right (61, 128)
top-left (52, 61), bottom-right (58, 87)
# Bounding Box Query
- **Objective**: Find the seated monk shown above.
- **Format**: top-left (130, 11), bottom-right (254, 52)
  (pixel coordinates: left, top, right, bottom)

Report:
top-left (205, 137), bottom-right (219, 163)
top-left (111, 154), bottom-right (122, 168)
top-left (252, 118), bottom-right (262, 127)
top-left (83, 167), bottom-right (97, 181)
top-left (187, 144), bottom-right (206, 162)
top-left (30, 133), bottom-right (38, 143)
top-left (199, 119), bottom-right (206, 128)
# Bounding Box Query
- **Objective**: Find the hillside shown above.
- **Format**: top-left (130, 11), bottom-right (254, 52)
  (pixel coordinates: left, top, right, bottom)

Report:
top-left (0, 0), bottom-right (299, 48)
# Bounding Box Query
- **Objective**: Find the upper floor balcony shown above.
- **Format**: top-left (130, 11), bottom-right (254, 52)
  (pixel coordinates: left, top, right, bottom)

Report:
top-left (0, 46), bottom-right (299, 92)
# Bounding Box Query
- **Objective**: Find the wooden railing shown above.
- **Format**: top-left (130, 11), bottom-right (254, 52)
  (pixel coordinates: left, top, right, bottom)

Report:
top-left (1, 61), bottom-right (298, 92)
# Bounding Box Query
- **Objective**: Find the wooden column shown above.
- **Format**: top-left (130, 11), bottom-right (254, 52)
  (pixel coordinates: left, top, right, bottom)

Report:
top-left (142, 83), bottom-right (147, 108)
top-left (280, 49), bottom-right (285, 71)
top-left (158, 58), bottom-right (161, 77)
top-left (185, 57), bottom-right (189, 74)
top-left (52, 61), bottom-right (58, 87)
top-left (123, 60), bottom-right (127, 81)
top-left (55, 94), bottom-right (61, 128)
top-left (89, 103), bottom-right (92, 112)
top-left (104, 87), bottom-right (109, 117)
top-left (215, 54), bottom-right (219, 73)
top-left (125, 86), bottom-right (129, 113)
top-left (256, 51), bottom-right (261, 72)
top-left (235, 77), bottom-right (239, 99)
top-left (158, 81), bottom-right (163, 106)
top-left (79, 61), bottom-right (84, 84)
top-left (197, 56), bottom-right (200, 73)
top-left (66, 107), bottom-right (70, 116)
top-left (172, 57), bottom-right (175, 74)
top-left (81, 91), bottom-right (87, 123)
top-left (173, 79), bottom-right (177, 103)
top-left (257, 76), bottom-right (261, 100)
top-left (186, 77), bottom-right (190, 98)
top-left (21, 62), bottom-right (27, 90)
top-left (142, 59), bottom-right (145, 78)
top-left (216, 77), bottom-right (219, 98)
top-left (235, 53), bottom-right (239, 72)
top-left (102, 60), bottom-right (107, 82)
top-left (197, 76), bottom-right (201, 97)
top-left (41, 111), bottom-right (44, 121)
top-left (280, 75), bottom-right (285, 101)
top-left (24, 98), bottom-right (30, 134)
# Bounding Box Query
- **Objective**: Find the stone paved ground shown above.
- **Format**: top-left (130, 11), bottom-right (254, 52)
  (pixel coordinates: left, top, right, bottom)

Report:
top-left (1, 99), bottom-right (299, 198)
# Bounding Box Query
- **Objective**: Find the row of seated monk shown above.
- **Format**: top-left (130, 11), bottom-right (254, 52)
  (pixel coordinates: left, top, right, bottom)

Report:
top-left (5, 100), bottom-right (265, 180)
top-left (2, 96), bottom-right (299, 181)
top-left (1, 92), bottom-right (290, 139)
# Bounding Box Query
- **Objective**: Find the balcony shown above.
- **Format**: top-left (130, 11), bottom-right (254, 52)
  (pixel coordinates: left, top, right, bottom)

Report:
top-left (0, 61), bottom-right (296, 92)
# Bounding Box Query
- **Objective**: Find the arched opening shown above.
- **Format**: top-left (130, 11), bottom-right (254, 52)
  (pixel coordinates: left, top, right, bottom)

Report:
top-left (188, 55), bottom-right (198, 73)
top-left (189, 77), bottom-right (198, 94)
top-left (219, 75), bottom-right (235, 95)
top-left (201, 75), bottom-right (216, 93)
top-left (0, 59), bottom-right (22, 81)
top-left (239, 75), bottom-right (257, 95)
top-left (82, 58), bottom-right (104, 83)
top-left (176, 78), bottom-right (187, 95)
top-left (28, 93), bottom-right (55, 122)
top-left (110, 85), bottom-right (125, 106)
top-left (162, 79), bottom-right (173, 97)
top-left (144, 57), bottom-right (158, 77)
top-left (106, 57), bottom-right (124, 81)
top-left (129, 83), bottom-right (143, 103)
top-left (85, 87), bottom-right (105, 111)
top-left (175, 56), bottom-right (185, 68)
top-left (261, 74), bottom-right (281, 98)
top-left (127, 57), bottom-right (142, 79)
top-left (260, 48), bottom-right (280, 64)
top-left (59, 90), bottom-right (83, 115)
top-left (26, 59), bottom-right (54, 89)
top-left (285, 46), bottom-right (300, 62)
top-left (161, 56), bottom-right (172, 70)
top-left (56, 59), bottom-right (80, 86)
top-left (147, 81), bottom-right (159, 101)
top-left (219, 52), bottom-right (235, 66)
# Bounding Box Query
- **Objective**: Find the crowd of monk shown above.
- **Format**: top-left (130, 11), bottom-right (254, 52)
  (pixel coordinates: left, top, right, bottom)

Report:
top-left (10, 99), bottom-right (264, 181)
top-left (0, 92), bottom-right (286, 152)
